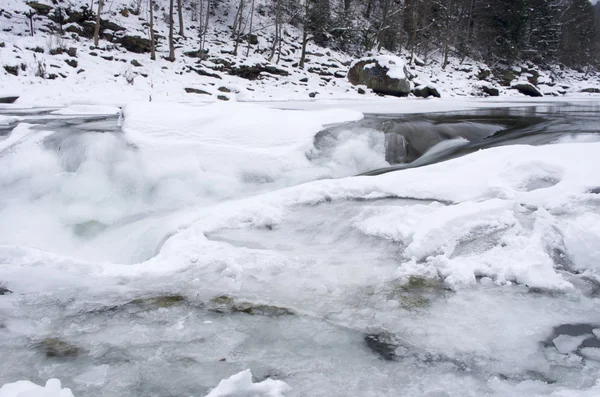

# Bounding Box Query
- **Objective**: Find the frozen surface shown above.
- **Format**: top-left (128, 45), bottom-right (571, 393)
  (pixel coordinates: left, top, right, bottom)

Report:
top-left (1, 100), bottom-right (600, 397)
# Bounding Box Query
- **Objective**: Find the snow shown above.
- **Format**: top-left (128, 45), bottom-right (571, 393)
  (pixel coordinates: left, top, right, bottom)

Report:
top-left (0, 379), bottom-right (74, 397)
top-left (204, 370), bottom-right (290, 397)
top-left (352, 55), bottom-right (407, 80)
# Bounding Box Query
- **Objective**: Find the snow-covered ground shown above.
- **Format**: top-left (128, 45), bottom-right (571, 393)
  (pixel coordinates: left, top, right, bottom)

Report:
top-left (1, 98), bottom-right (600, 397)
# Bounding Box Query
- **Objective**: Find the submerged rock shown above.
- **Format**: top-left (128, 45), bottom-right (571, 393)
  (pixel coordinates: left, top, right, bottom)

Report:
top-left (364, 332), bottom-right (400, 361)
top-left (36, 338), bottom-right (83, 358)
top-left (128, 294), bottom-right (187, 308)
top-left (0, 285), bottom-right (12, 295)
top-left (208, 295), bottom-right (295, 317)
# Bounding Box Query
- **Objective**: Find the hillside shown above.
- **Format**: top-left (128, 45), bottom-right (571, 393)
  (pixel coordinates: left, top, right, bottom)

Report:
top-left (1, 0), bottom-right (600, 105)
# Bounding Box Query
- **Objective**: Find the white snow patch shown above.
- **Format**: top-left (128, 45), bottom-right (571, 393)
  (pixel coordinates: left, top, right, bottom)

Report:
top-left (0, 379), bottom-right (74, 397)
top-left (204, 370), bottom-right (290, 397)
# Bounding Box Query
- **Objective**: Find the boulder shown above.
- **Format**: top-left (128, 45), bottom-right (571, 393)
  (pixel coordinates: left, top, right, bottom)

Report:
top-left (347, 56), bottom-right (411, 97)
top-left (581, 88), bottom-right (600, 94)
top-left (27, 2), bottom-right (53, 15)
top-left (118, 36), bottom-right (152, 53)
top-left (511, 82), bottom-right (543, 97)
top-left (228, 64), bottom-right (289, 80)
top-left (184, 49), bottom-right (209, 59)
top-left (184, 87), bottom-right (211, 95)
top-left (413, 84), bottom-right (441, 98)
top-left (0, 96), bottom-right (19, 104)
top-left (481, 84), bottom-right (500, 96)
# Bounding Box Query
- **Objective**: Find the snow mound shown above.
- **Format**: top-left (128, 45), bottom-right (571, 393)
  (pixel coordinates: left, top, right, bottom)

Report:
top-left (205, 370), bottom-right (290, 397)
top-left (0, 379), bottom-right (74, 397)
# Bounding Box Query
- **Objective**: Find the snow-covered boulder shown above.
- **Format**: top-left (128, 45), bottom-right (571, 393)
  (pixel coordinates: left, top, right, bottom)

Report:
top-left (511, 81), bottom-right (543, 97)
top-left (413, 84), bottom-right (441, 98)
top-left (347, 56), bottom-right (411, 97)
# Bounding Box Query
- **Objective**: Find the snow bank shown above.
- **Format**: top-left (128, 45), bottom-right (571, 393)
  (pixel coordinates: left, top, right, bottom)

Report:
top-left (205, 370), bottom-right (290, 397)
top-left (0, 379), bottom-right (74, 397)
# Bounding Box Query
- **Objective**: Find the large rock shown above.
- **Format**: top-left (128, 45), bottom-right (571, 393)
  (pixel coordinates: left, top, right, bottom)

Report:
top-left (27, 2), bottom-right (53, 15)
top-left (347, 56), bottom-right (411, 97)
top-left (228, 64), bottom-right (289, 80)
top-left (413, 84), bottom-right (441, 98)
top-left (511, 82), bottom-right (543, 97)
top-left (118, 36), bottom-right (152, 53)
top-left (0, 96), bottom-right (19, 104)
top-left (581, 88), bottom-right (600, 94)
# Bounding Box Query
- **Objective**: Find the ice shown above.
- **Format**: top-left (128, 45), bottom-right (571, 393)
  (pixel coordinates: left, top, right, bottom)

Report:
top-left (553, 335), bottom-right (589, 354)
top-left (204, 370), bottom-right (290, 397)
top-left (0, 379), bottom-right (74, 397)
top-left (74, 365), bottom-right (109, 386)
top-left (562, 213), bottom-right (600, 274)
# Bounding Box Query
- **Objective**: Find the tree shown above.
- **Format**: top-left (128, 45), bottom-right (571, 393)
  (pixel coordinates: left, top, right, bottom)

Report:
top-left (178, 0), bottom-right (185, 36)
top-left (169, 0), bottom-right (175, 61)
top-left (149, 0), bottom-right (156, 60)
top-left (93, 0), bottom-right (103, 47)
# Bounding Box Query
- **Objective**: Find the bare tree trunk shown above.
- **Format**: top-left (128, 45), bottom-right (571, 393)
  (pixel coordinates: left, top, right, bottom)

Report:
top-left (232, 0), bottom-right (244, 56)
top-left (442, 0), bottom-right (453, 69)
top-left (169, 0), bottom-right (175, 61)
top-left (245, 0), bottom-right (255, 57)
top-left (200, 0), bottom-right (210, 53)
top-left (149, 0), bottom-right (156, 60)
top-left (299, 0), bottom-right (310, 68)
top-left (178, 0), bottom-right (185, 36)
top-left (93, 0), bottom-right (103, 47)
top-left (365, 0), bottom-right (373, 18)
top-left (268, 0), bottom-right (281, 62)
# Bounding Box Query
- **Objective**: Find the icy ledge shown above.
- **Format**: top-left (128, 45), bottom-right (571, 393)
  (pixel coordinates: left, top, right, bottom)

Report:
top-left (0, 371), bottom-right (290, 397)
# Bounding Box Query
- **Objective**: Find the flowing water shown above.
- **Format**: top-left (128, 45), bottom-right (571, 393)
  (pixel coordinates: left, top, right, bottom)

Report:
top-left (1, 102), bottom-right (600, 397)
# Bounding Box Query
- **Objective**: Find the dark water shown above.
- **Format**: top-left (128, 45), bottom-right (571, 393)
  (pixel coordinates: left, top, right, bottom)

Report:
top-left (315, 102), bottom-right (600, 176)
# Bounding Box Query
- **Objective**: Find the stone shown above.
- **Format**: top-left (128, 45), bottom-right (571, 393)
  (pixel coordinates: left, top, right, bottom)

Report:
top-left (511, 82), bottom-right (543, 97)
top-left (218, 86), bottom-right (231, 93)
top-left (27, 2), bottom-right (53, 15)
top-left (190, 67), bottom-right (222, 79)
top-left (184, 49), bottom-right (209, 59)
top-left (36, 338), bottom-right (83, 358)
top-left (208, 295), bottom-right (295, 317)
top-left (481, 84), bottom-right (500, 96)
top-left (581, 88), bottom-right (600, 93)
top-left (3, 65), bottom-right (18, 76)
top-left (413, 85), bottom-right (441, 98)
top-left (0, 96), bottom-right (19, 104)
top-left (0, 286), bottom-right (12, 294)
top-left (128, 295), bottom-right (186, 308)
top-left (364, 332), bottom-right (400, 361)
top-left (243, 33), bottom-right (259, 45)
top-left (347, 57), bottom-right (411, 97)
top-left (184, 87), bottom-right (211, 95)
top-left (357, 87), bottom-right (366, 94)
top-left (119, 35), bottom-right (152, 53)
top-left (228, 64), bottom-right (289, 80)
top-left (495, 69), bottom-right (517, 86)
top-left (89, 51), bottom-right (98, 56)
top-left (47, 74), bottom-right (58, 80)
top-left (66, 47), bottom-right (77, 57)
top-left (120, 8), bottom-right (130, 17)
top-left (27, 46), bottom-right (44, 53)
top-left (130, 59), bottom-right (142, 67)
top-left (309, 92), bottom-right (318, 98)
top-left (217, 95), bottom-right (230, 101)
top-left (65, 59), bottom-right (78, 68)
top-left (101, 55), bottom-right (114, 61)
top-left (477, 69), bottom-right (491, 80)
top-left (299, 77), bottom-right (308, 83)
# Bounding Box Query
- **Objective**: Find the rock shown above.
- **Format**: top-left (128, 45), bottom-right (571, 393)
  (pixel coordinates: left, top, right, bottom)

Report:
top-left (511, 82), bottom-right (543, 97)
top-left (413, 85), bottom-right (441, 98)
top-left (101, 55), bottom-right (114, 61)
top-left (364, 332), bottom-right (400, 361)
top-left (65, 59), bottom-right (78, 68)
top-left (0, 42), bottom-right (5, 48)
top-left (77, 69), bottom-right (85, 74)
top-left (477, 69), bottom-right (491, 80)
top-left (309, 92), bottom-right (318, 98)
top-left (334, 71), bottom-right (346, 78)
top-left (119, 35), bottom-right (152, 53)
top-left (414, 57), bottom-right (426, 67)
top-left (65, 25), bottom-right (82, 35)
top-left (242, 33), bottom-right (259, 45)
top-left (347, 56), bottom-right (411, 97)
top-left (190, 67), bottom-right (222, 79)
top-left (36, 338), bottom-right (83, 358)
top-left (581, 88), bottom-right (600, 93)
top-left (27, 46), bottom-right (44, 53)
top-left (218, 86), bottom-right (231, 93)
top-left (120, 8), bottom-right (130, 17)
top-left (495, 69), bottom-right (517, 86)
top-left (481, 84), bottom-right (500, 96)
top-left (130, 59), bottom-right (142, 67)
top-left (0, 285), bottom-right (12, 294)
top-left (184, 49), bottom-right (209, 59)
top-left (299, 77), bottom-right (308, 83)
top-left (0, 96), bottom-right (19, 104)
top-left (89, 51), bottom-right (98, 56)
top-left (208, 295), bottom-right (295, 317)
top-left (100, 19), bottom-right (125, 32)
top-left (217, 95), bottom-right (230, 101)
top-left (66, 47), bottom-right (77, 57)
top-left (49, 48), bottom-right (64, 55)
top-left (27, 2), bottom-right (53, 15)
top-left (357, 87), bottom-right (366, 94)
top-left (128, 295), bottom-right (186, 308)
top-left (184, 87), bottom-right (211, 95)
top-left (228, 64), bottom-right (289, 80)
top-left (3, 65), bottom-right (18, 76)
